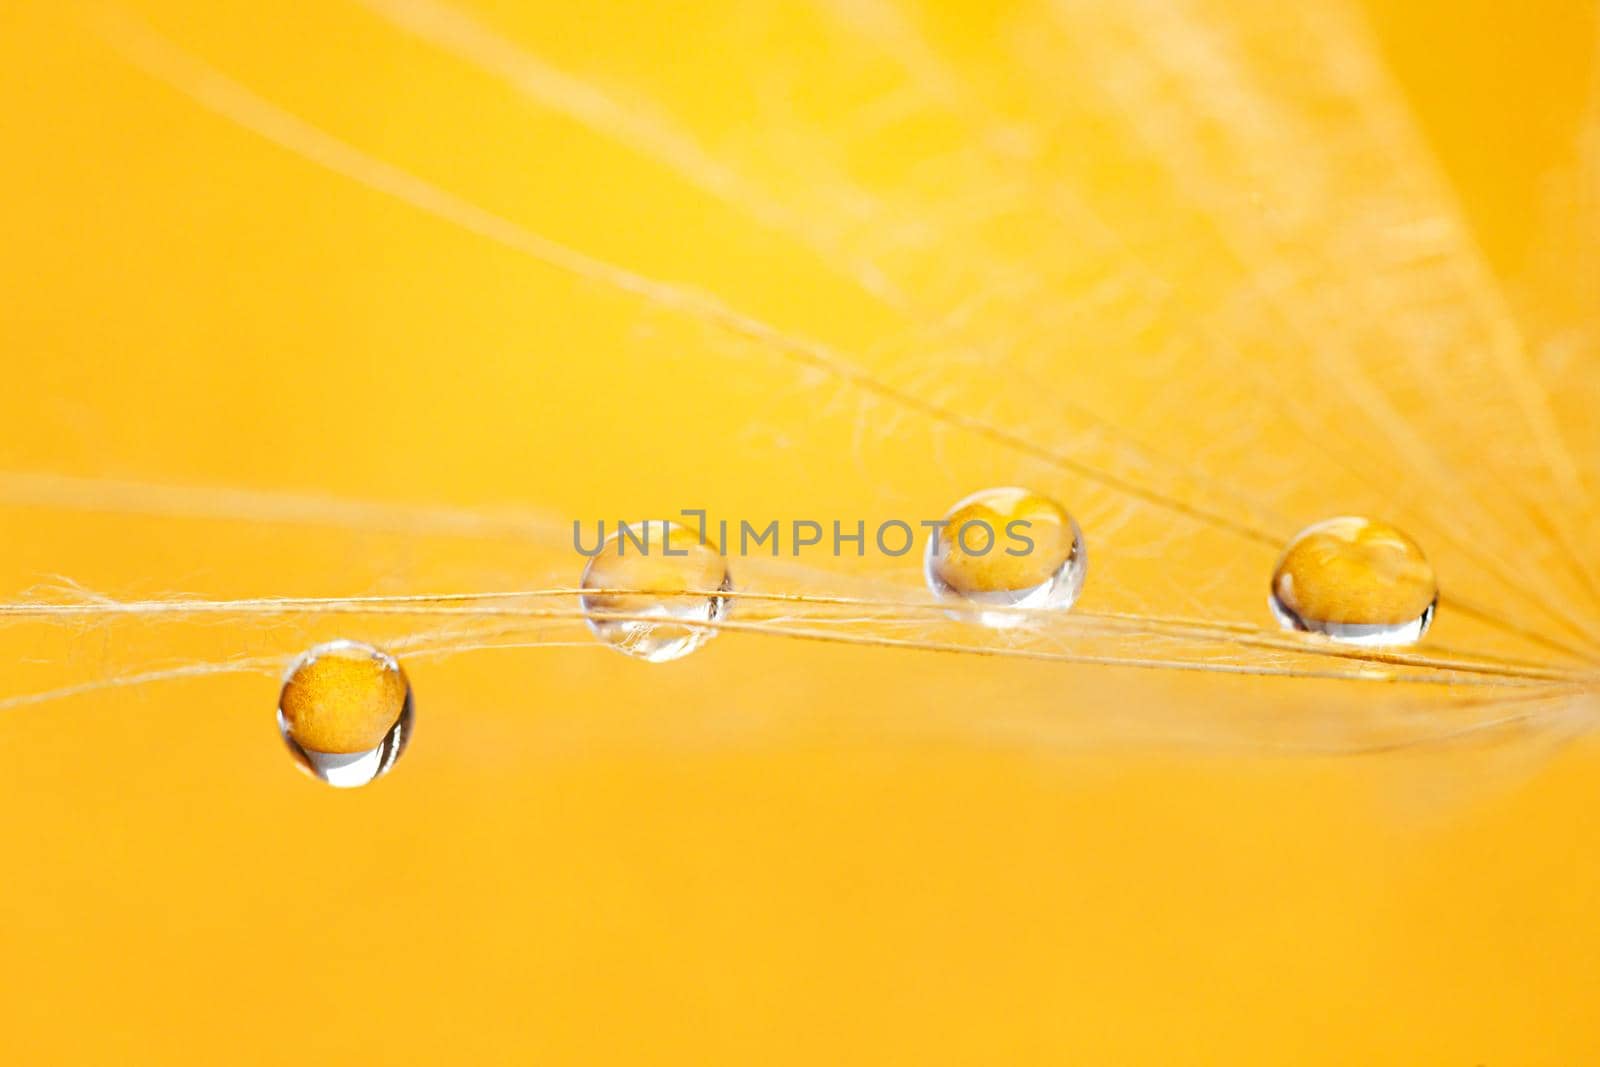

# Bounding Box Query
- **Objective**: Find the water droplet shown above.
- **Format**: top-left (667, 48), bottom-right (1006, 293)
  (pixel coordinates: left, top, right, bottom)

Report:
top-left (1270, 516), bottom-right (1437, 646)
top-left (924, 487), bottom-right (1086, 627)
top-left (580, 520), bottom-right (732, 662)
top-left (277, 640), bottom-right (413, 788)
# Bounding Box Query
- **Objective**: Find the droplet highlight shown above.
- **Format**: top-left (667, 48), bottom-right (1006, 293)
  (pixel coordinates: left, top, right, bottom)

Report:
top-left (277, 639), bottom-right (413, 788)
top-left (924, 487), bottom-right (1086, 627)
top-left (1270, 516), bottom-right (1437, 646)
top-left (580, 520), bottom-right (732, 662)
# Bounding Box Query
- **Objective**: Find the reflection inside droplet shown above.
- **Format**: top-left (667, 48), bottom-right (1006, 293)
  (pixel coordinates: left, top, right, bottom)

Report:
top-left (580, 520), bottom-right (732, 662)
top-left (924, 487), bottom-right (1087, 628)
top-left (277, 639), bottom-right (413, 788)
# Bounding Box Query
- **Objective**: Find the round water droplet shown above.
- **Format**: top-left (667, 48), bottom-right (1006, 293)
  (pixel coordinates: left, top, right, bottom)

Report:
top-left (924, 487), bottom-right (1086, 628)
top-left (580, 520), bottom-right (732, 662)
top-left (1269, 516), bottom-right (1437, 646)
top-left (277, 639), bottom-right (413, 788)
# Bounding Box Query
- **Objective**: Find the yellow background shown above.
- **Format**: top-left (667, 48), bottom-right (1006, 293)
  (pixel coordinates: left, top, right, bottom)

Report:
top-left (1, 0), bottom-right (1597, 1062)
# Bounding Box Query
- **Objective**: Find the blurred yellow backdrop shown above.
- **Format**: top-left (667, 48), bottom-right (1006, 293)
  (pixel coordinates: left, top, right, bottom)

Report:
top-left (1, 0), bottom-right (1597, 1062)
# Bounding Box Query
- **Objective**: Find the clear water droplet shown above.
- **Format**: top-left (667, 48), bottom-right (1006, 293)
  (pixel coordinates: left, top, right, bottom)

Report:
top-left (277, 639), bottom-right (413, 788)
top-left (580, 520), bottom-right (732, 662)
top-left (1270, 516), bottom-right (1437, 646)
top-left (924, 487), bottom-right (1086, 628)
